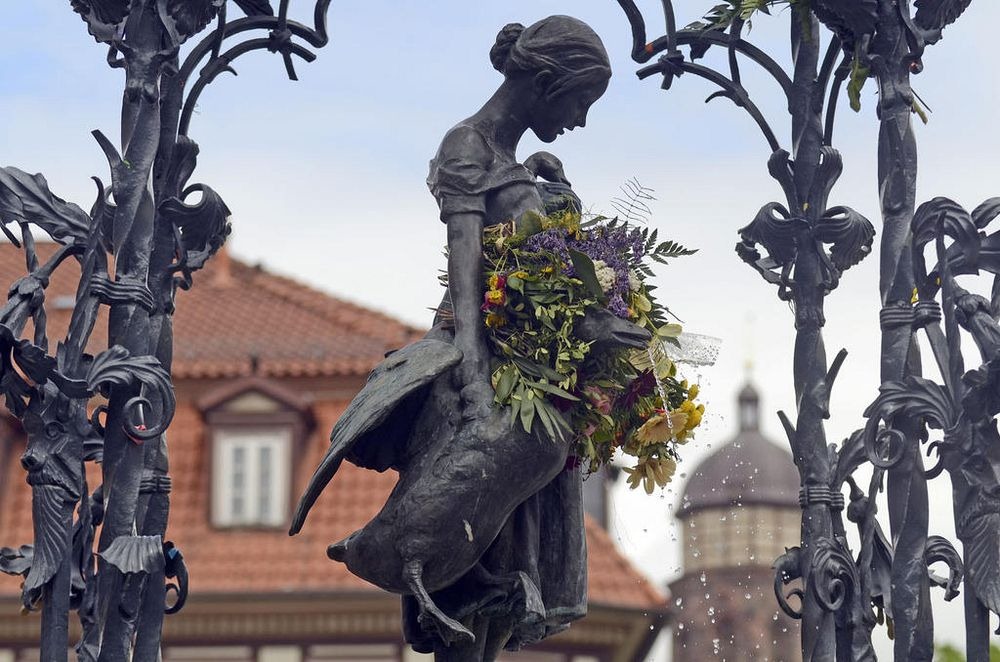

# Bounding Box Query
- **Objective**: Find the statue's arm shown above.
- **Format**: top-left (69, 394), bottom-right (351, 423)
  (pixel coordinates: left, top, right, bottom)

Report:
top-left (446, 210), bottom-right (490, 397)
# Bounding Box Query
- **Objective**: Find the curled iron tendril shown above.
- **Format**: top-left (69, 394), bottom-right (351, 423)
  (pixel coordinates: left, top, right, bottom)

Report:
top-left (177, 0), bottom-right (332, 136)
top-left (924, 440), bottom-right (946, 479)
top-left (865, 427), bottom-right (907, 470)
top-left (163, 541), bottom-right (188, 615)
top-left (811, 538), bottom-right (860, 614)
top-left (773, 547), bottom-right (804, 620)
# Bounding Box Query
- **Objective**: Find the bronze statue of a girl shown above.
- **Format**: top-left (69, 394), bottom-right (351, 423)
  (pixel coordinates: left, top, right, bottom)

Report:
top-left (291, 17), bottom-right (632, 662)
top-left (429, 16), bottom-right (611, 421)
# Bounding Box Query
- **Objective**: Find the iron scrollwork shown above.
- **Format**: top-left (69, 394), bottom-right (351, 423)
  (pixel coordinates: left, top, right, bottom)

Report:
top-left (616, 0), bottom-right (988, 659)
top-left (0, 2), bottom-right (334, 661)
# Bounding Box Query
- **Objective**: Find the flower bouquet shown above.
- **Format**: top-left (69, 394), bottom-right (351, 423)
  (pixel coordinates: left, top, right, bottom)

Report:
top-left (477, 208), bottom-right (704, 493)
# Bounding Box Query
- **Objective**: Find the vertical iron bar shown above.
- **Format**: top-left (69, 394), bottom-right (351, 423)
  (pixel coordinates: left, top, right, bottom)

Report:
top-left (786, 7), bottom-right (837, 660)
top-left (39, 524), bottom-right (73, 662)
top-left (962, 559), bottom-right (991, 660)
top-left (937, 236), bottom-right (990, 662)
top-left (870, 1), bottom-right (932, 659)
top-left (95, 5), bottom-right (166, 660)
top-left (131, 55), bottom-right (185, 662)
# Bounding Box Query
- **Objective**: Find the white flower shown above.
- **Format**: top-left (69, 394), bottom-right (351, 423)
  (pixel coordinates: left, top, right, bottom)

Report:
top-left (628, 270), bottom-right (642, 292)
top-left (593, 259), bottom-right (616, 294)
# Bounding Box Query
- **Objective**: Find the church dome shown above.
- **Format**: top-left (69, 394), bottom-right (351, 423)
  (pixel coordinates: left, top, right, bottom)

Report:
top-left (678, 382), bottom-right (799, 517)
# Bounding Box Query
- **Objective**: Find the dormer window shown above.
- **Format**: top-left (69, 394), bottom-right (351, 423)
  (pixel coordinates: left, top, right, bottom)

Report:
top-left (212, 427), bottom-right (291, 527)
top-left (198, 377), bottom-right (313, 530)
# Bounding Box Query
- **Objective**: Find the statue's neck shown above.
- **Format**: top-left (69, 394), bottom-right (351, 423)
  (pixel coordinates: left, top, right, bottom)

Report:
top-left (469, 80), bottom-right (532, 153)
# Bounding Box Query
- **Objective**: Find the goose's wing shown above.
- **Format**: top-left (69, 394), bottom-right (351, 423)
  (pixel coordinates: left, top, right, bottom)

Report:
top-left (289, 339), bottom-right (461, 535)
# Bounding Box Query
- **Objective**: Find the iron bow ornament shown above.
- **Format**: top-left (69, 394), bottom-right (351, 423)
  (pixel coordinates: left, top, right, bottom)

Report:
top-left (0, 2), bottom-right (334, 662)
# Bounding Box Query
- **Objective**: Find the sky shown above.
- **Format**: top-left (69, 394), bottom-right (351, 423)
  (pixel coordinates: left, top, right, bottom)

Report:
top-left (3, 1), bottom-right (1000, 659)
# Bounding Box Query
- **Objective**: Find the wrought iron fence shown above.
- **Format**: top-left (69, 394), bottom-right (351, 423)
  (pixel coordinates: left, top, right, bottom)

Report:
top-left (2, 1), bottom-right (997, 661)
top-left (615, 0), bottom-right (996, 660)
top-left (0, 2), bottom-right (332, 661)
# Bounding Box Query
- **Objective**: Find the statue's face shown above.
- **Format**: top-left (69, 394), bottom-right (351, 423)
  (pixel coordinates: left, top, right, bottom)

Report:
top-left (530, 76), bottom-right (609, 143)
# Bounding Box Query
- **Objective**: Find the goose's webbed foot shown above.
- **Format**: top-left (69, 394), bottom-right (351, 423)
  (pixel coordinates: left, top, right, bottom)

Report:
top-left (404, 560), bottom-right (474, 646)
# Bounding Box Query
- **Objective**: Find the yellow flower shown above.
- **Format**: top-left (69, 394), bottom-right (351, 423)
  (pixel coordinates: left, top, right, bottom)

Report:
top-left (687, 384), bottom-right (700, 400)
top-left (680, 400), bottom-right (695, 413)
top-left (624, 456), bottom-right (678, 494)
top-left (685, 408), bottom-right (703, 430)
top-left (911, 287), bottom-right (918, 304)
top-left (485, 312), bottom-right (507, 328)
top-left (511, 270), bottom-right (528, 279)
top-left (488, 274), bottom-right (501, 290)
top-left (485, 289), bottom-right (505, 305)
top-left (635, 412), bottom-right (688, 445)
top-left (541, 265), bottom-right (554, 274)
top-left (562, 212), bottom-right (582, 237)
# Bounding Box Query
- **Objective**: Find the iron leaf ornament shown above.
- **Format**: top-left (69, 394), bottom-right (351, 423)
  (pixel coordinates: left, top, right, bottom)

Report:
top-left (0, 168), bottom-right (93, 247)
top-left (814, 206), bottom-right (877, 272)
top-left (913, 0), bottom-right (975, 31)
top-left (72, 0), bottom-right (228, 46)
top-left (810, 0), bottom-right (879, 51)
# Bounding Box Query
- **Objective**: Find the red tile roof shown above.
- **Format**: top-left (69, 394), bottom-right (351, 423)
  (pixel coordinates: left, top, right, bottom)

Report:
top-left (0, 242), bottom-right (664, 610)
top-left (0, 243), bottom-right (423, 379)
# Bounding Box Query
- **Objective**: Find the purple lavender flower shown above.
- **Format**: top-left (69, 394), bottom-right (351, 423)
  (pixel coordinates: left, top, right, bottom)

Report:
top-left (524, 229), bottom-right (569, 260)
top-left (629, 228), bottom-right (645, 261)
top-left (608, 293), bottom-right (629, 319)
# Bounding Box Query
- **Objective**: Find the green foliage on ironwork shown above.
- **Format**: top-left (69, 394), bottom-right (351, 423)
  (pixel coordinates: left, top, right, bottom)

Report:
top-left (934, 643), bottom-right (1000, 662)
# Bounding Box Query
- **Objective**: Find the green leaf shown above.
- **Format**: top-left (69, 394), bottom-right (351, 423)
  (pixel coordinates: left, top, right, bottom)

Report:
top-left (654, 240), bottom-right (698, 258)
top-left (568, 249), bottom-right (606, 302)
top-left (528, 380), bottom-right (580, 401)
top-left (657, 323), bottom-right (683, 338)
top-left (494, 365), bottom-right (517, 402)
top-left (520, 394), bottom-right (535, 433)
top-left (515, 211), bottom-right (544, 238)
top-left (534, 401), bottom-right (558, 441)
top-left (509, 396), bottom-right (521, 427)
top-left (739, 0), bottom-right (766, 20)
top-left (848, 56), bottom-right (869, 113)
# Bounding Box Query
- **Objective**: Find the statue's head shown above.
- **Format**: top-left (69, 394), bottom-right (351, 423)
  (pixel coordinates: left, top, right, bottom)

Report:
top-left (490, 16), bottom-right (612, 143)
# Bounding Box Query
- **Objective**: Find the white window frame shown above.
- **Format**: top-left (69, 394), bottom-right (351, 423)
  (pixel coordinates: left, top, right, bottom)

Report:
top-left (212, 427), bottom-right (292, 528)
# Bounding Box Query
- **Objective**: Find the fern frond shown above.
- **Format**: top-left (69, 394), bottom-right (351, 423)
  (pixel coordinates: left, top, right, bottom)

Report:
top-left (610, 178), bottom-right (656, 225)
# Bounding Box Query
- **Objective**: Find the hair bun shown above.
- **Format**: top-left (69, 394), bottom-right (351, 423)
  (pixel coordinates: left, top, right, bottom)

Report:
top-left (489, 23), bottom-right (524, 74)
